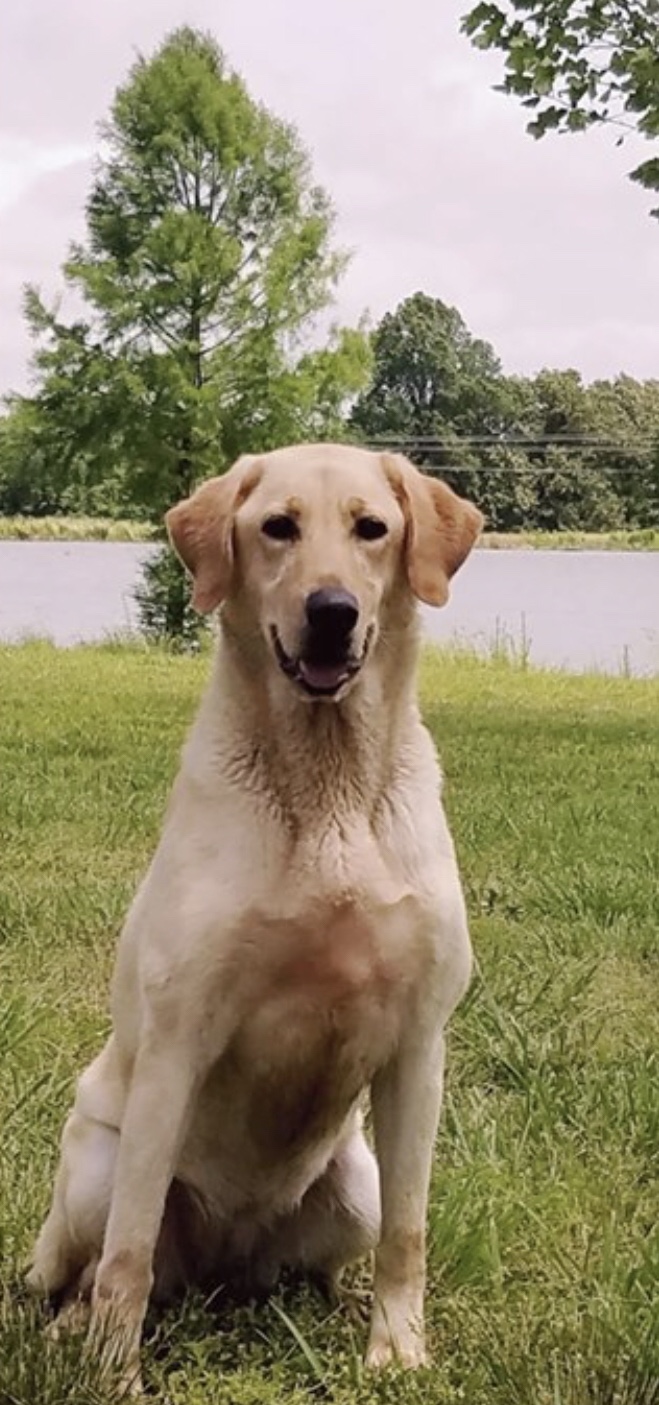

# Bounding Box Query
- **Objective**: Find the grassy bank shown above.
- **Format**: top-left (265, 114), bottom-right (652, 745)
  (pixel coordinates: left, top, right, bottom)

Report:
top-left (1, 515), bottom-right (659, 550)
top-left (1, 642), bottom-right (658, 1404)
top-left (0, 516), bottom-right (155, 542)
top-left (481, 527), bottom-right (659, 550)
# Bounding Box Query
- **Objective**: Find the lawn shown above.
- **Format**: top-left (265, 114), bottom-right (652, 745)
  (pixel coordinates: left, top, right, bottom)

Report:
top-left (1, 642), bottom-right (657, 1404)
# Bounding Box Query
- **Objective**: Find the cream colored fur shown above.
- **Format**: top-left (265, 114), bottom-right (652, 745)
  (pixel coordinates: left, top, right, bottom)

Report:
top-left (28, 444), bottom-right (483, 1395)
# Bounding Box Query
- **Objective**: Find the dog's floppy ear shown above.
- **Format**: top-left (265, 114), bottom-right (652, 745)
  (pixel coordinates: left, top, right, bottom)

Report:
top-left (383, 453), bottom-right (484, 606)
top-left (166, 456), bottom-right (261, 612)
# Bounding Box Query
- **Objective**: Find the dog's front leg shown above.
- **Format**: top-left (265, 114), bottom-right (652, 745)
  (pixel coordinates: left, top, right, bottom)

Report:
top-left (366, 1018), bottom-right (446, 1371)
top-left (89, 1035), bottom-right (203, 1395)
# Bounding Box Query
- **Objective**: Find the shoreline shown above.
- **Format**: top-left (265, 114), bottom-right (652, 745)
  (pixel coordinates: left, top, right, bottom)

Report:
top-left (1, 517), bottom-right (658, 550)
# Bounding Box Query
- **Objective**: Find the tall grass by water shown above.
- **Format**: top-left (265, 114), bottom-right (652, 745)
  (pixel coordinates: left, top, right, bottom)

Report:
top-left (0, 517), bottom-right (155, 542)
top-left (1, 642), bottom-right (657, 1403)
top-left (480, 527), bottom-right (659, 550)
top-left (1, 516), bottom-right (659, 549)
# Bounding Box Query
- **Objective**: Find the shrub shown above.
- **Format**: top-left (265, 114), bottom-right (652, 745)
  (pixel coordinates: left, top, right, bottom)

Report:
top-left (134, 545), bottom-right (208, 651)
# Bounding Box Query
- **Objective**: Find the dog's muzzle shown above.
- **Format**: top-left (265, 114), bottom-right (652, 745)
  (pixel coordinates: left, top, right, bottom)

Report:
top-left (272, 588), bottom-right (369, 698)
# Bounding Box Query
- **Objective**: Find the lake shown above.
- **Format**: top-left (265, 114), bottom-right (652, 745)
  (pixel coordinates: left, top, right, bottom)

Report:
top-left (0, 541), bottom-right (658, 676)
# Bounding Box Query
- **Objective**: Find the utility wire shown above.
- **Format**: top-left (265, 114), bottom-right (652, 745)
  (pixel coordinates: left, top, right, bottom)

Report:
top-left (365, 434), bottom-right (657, 470)
top-left (366, 435), bottom-right (656, 451)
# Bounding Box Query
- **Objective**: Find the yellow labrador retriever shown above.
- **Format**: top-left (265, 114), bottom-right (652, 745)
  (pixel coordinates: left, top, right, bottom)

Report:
top-left (28, 443), bottom-right (483, 1392)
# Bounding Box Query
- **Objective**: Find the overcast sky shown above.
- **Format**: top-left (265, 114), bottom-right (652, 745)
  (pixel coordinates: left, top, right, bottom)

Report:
top-left (1, 0), bottom-right (658, 397)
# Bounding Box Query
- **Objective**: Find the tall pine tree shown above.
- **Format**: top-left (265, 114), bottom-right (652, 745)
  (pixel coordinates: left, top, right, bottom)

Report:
top-left (25, 28), bottom-right (369, 519)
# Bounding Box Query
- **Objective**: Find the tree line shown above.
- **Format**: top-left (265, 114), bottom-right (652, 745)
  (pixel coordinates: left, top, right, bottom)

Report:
top-left (351, 292), bottom-right (659, 531)
top-left (1, 26), bottom-right (658, 538)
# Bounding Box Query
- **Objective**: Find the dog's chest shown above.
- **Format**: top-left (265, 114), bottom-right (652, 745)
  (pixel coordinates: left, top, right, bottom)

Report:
top-left (230, 888), bottom-right (420, 1096)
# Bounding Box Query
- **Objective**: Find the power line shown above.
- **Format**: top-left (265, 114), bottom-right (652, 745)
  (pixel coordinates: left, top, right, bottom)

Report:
top-left (366, 434), bottom-right (656, 452)
top-left (418, 470), bottom-right (654, 479)
top-left (364, 435), bottom-right (657, 469)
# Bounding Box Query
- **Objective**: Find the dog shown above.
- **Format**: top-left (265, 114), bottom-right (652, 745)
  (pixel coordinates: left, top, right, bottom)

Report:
top-left (28, 443), bottom-right (483, 1394)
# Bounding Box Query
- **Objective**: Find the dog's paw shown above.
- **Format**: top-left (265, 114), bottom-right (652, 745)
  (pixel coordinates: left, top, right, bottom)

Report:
top-left (116, 1367), bottom-right (145, 1399)
top-left (46, 1297), bottom-right (92, 1341)
top-left (365, 1331), bottom-right (428, 1371)
top-left (96, 1352), bottom-right (144, 1401)
top-left (310, 1270), bottom-right (371, 1324)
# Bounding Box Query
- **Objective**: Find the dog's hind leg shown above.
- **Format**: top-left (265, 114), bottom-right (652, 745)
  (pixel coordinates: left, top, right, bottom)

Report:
top-left (265, 1119), bottom-right (381, 1292)
top-left (27, 1112), bottom-right (118, 1304)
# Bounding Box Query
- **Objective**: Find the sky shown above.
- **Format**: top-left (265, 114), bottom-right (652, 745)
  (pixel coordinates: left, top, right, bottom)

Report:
top-left (1, 0), bottom-right (658, 398)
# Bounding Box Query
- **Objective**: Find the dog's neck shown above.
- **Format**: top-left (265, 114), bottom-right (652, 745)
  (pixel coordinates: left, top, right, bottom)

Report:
top-left (192, 603), bottom-right (423, 831)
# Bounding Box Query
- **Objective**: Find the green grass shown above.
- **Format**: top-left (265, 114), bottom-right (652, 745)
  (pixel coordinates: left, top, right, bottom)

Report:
top-left (0, 516), bottom-right (155, 541)
top-left (1, 642), bottom-right (658, 1404)
top-left (1, 516), bottom-right (659, 549)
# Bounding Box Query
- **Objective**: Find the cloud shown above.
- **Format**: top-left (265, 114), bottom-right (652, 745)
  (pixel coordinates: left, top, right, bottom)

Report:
top-left (1, 0), bottom-right (657, 396)
top-left (0, 158), bottom-right (90, 394)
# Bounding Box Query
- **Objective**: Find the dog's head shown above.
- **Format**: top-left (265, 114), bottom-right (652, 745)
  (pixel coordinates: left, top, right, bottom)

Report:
top-left (166, 444), bottom-right (483, 702)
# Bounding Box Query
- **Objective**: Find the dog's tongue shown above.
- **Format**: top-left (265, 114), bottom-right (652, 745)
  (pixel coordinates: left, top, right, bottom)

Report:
top-left (299, 659), bottom-right (346, 691)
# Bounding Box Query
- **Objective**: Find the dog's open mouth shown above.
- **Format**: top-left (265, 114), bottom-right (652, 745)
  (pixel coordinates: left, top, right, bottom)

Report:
top-left (271, 628), bottom-right (369, 698)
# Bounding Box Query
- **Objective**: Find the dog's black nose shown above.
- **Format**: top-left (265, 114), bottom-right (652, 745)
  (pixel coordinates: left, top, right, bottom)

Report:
top-left (305, 588), bottom-right (359, 637)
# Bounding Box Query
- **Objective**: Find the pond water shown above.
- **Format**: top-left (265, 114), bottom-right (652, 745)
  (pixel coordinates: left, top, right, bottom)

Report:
top-left (0, 541), bottom-right (658, 676)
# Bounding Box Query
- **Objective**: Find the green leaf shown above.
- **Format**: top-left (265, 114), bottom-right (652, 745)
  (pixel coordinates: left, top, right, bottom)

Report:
top-left (630, 157), bottom-right (659, 192)
top-left (461, 0), bottom-right (659, 226)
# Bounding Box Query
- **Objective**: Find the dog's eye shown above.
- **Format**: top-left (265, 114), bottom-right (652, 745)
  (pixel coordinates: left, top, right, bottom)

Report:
top-left (261, 514), bottom-right (299, 542)
top-left (354, 516), bottom-right (388, 541)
